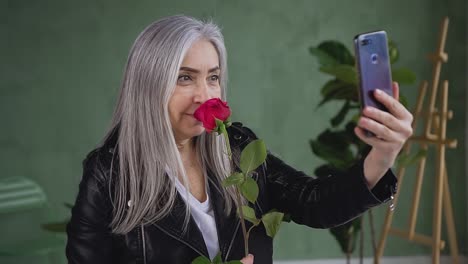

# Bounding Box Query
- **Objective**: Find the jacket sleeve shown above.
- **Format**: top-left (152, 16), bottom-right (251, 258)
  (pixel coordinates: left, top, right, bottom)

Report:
top-left (66, 150), bottom-right (114, 264)
top-left (265, 153), bottom-right (397, 228)
top-left (235, 123), bottom-right (397, 229)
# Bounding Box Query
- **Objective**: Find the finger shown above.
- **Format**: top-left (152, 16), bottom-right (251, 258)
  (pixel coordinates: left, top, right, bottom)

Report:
top-left (358, 116), bottom-right (399, 142)
top-left (374, 88), bottom-right (411, 120)
top-left (354, 126), bottom-right (385, 147)
top-left (240, 254), bottom-right (254, 264)
top-left (362, 106), bottom-right (411, 135)
top-left (392, 82), bottom-right (399, 101)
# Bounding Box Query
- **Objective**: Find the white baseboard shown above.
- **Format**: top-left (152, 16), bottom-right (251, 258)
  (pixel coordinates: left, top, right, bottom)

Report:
top-left (275, 255), bottom-right (468, 264)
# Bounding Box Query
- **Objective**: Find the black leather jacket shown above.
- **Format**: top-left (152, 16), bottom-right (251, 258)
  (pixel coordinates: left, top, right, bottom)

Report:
top-left (66, 122), bottom-right (397, 264)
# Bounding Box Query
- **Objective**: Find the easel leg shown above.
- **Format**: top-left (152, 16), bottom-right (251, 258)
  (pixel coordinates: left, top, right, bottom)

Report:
top-left (375, 165), bottom-right (407, 264)
top-left (443, 166), bottom-right (460, 264)
top-left (432, 81), bottom-right (449, 264)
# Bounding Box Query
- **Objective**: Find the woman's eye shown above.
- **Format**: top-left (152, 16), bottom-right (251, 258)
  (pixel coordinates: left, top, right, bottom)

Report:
top-left (210, 75), bottom-right (219, 82)
top-left (178, 75), bottom-right (192, 82)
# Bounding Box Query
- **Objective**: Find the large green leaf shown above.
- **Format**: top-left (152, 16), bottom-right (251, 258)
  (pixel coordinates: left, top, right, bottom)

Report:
top-left (212, 253), bottom-right (222, 264)
top-left (330, 101), bottom-right (351, 127)
top-left (261, 211), bottom-right (284, 238)
top-left (310, 129), bottom-right (355, 169)
top-left (309, 47), bottom-right (339, 66)
top-left (240, 177), bottom-right (259, 203)
top-left (314, 164), bottom-right (343, 179)
top-left (316, 41), bottom-right (355, 65)
top-left (396, 148), bottom-right (427, 168)
top-left (399, 94), bottom-right (409, 108)
top-left (239, 205), bottom-right (260, 225)
top-left (317, 79), bottom-right (358, 107)
top-left (240, 139), bottom-right (267, 174)
top-left (329, 217), bottom-right (362, 254)
top-left (191, 255), bottom-right (211, 264)
top-left (41, 220), bottom-right (69, 233)
top-left (388, 40), bottom-right (399, 64)
top-left (222, 172), bottom-right (245, 187)
top-left (320, 65), bottom-right (358, 84)
top-left (392, 67), bottom-right (416, 84)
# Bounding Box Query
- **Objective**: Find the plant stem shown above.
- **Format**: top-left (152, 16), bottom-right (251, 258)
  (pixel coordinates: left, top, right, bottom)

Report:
top-left (221, 127), bottom-right (248, 257)
top-left (359, 217), bottom-right (364, 264)
top-left (369, 210), bottom-right (377, 254)
top-left (220, 125), bottom-right (232, 160)
top-left (235, 189), bottom-right (249, 257)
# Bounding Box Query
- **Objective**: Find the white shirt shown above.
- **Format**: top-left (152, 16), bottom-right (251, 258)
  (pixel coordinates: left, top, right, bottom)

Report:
top-left (174, 177), bottom-right (220, 260)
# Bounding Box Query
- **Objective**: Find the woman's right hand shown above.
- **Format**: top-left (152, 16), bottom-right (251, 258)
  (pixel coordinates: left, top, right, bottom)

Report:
top-left (240, 254), bottom-right (254, 264)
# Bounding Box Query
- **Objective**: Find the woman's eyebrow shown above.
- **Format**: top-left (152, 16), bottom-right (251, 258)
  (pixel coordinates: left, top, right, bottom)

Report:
top-left (179, 66), bottom-right (220, 73)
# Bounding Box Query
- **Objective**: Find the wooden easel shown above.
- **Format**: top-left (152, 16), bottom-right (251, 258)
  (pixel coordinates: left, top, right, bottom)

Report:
top-left (374, 17), bottom-right (460, 264)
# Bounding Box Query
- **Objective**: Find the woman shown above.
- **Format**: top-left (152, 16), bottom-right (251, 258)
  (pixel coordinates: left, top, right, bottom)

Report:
top-left (66, 15), bottom-right (413, 264)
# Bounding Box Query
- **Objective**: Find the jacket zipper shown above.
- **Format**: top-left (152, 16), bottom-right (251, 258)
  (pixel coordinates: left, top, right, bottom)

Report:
top-left (141, 225), bottom-right (147, 264)
top-left (153, 223), bottom-right (208, 259)
top-left (224, 220), bottom-right (241, 260)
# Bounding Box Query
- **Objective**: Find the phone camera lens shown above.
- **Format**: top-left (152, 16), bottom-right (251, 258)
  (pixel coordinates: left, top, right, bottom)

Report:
top-left (371, 53), bottom-right (379, 64)
top-left (361, 39), bottom-right (372, 46)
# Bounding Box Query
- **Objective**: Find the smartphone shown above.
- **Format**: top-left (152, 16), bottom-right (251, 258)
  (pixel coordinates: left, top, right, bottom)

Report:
top-left (354, 30), bottom-right (393, 136)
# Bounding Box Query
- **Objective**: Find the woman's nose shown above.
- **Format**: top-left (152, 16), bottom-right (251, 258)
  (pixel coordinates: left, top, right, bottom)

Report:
top-left (194, 82), bottom-right (211, 103)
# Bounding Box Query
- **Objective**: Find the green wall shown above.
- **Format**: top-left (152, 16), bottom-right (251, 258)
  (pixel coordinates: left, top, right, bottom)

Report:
top-left (1, 0), bottom-right (466, 263)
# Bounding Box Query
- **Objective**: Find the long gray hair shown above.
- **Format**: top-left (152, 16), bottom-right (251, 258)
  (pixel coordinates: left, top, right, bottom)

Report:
top-left (102, 15), bottom-right (236, 234)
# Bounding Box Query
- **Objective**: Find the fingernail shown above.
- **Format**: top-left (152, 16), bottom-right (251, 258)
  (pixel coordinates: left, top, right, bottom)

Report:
top-left (375, 89), bottom-right (383, 95)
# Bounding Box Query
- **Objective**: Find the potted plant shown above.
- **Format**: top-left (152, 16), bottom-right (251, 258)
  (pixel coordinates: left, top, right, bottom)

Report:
top-left (308, 39), bottom-right (424, 263)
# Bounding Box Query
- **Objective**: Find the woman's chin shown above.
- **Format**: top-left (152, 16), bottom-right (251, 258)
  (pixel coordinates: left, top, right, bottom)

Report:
top-left (190, 126), bottom-right (206, 137)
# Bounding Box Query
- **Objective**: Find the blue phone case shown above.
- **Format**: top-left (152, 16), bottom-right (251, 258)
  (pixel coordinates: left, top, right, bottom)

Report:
top-left (354, 31), bottom-right (393, 113)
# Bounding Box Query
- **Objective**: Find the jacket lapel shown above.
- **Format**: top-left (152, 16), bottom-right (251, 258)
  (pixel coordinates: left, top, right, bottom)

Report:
top-left (151, 192), bottom-right (210, 258)
top-left (207, 171), bottom-right (242, 260)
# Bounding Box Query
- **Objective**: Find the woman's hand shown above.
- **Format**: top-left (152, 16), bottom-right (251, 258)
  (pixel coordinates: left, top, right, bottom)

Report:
top-left (240, 254), bottom-right (254, 264)
top-left (354, 82), bottom-right (413, 188)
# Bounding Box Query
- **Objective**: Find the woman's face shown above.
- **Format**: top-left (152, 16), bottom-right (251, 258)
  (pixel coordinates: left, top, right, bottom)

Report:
top-left (168, 39), bottom-right (222, 143)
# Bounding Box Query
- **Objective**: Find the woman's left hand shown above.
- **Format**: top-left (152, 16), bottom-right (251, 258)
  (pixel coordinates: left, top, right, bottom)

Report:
top-left (354, 82), bottom-right (414, 188)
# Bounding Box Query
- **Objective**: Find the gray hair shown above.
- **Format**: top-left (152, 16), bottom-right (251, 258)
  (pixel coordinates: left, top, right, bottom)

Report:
top-left (102, 15), bottom-right (236, 234)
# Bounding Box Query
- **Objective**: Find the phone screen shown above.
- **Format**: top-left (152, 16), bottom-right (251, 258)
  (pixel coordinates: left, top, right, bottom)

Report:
top-left (354, 31), bottom-right (393, 113)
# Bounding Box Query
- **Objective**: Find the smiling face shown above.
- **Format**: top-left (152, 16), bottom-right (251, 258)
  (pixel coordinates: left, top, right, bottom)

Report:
top-left (168, 39), bottom-right (222, 144)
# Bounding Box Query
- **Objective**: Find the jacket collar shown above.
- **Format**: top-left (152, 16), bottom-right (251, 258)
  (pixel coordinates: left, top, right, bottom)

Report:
top-left (150, 170), bottom-right (241, 260)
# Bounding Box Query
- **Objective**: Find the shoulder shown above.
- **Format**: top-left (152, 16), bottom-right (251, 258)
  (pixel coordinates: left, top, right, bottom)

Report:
top-left (82, 134), bottom-right (119, 186)
top-left (226, 121), bottom-right (259, 148)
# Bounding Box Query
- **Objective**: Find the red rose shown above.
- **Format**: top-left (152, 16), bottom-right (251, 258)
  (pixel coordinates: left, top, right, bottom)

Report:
top-left (194, 98), bottom-right (231, 132)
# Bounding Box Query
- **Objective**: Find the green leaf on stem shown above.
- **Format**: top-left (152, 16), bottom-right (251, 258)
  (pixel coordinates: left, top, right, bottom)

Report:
top-left (392, 67), bottom-right (416, 84)
top-left (330, 217), bottom-right (362, 254)
top-left (212, 253), bottom-right (222, 264)
top-left (317, 79), bottom-right (358, 107)
top-left (226, 261), bottom-right (243, 264)
top-left (191, 255), bottom-right (211, 264)
top-left (309, 47), bottom-right (339, 67)
top-left (240, 177), bottom-right (259, 203)
top-left (330, 101), bottom-right (351, 127)
top-left (396, 148), bottom-right (427, 168)
top-left (310, 129), bottom-right (355, 169)
top-left (388, 40), bottom-right (399, 64)
top-left (240, 139), bottom-right (267, 174)
top-left (222, 172), bottom-right (245, 187)
top-left (261, 211), bottom-right (284, 237)
top-left (399, 94), bottom-right (409, 108)
top-left (239, 205), bottom-right (260, 225)
top-left (215, 119), bottom-right (224, 134)
top-left (310, 41), bottom-right (355, 66)
top-left (41, 221), bottom-right (69, 233)
top-left (314, 164), bottom-right (342, 179)
top-left (319, 65), bottom-right (358, 85)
